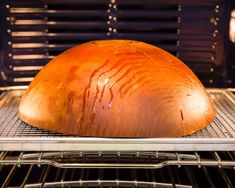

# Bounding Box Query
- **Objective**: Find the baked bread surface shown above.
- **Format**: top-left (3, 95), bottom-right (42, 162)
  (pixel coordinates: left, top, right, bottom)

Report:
top-left (19, 40), bottom-right (216, 137)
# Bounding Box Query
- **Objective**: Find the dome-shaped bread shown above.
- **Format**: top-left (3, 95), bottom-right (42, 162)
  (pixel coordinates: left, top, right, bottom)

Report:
top-left (19, 40), bottom-right (215, 137)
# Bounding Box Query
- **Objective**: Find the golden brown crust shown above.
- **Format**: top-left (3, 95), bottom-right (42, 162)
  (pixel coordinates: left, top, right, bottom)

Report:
top-left (18, 40), bottom-right (216, 137)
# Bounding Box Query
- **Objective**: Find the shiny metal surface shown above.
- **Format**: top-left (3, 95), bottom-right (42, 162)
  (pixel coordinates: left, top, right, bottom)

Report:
top-left (0, 151), bottom-right (235, 169)
top-left (0, 151), bottom-right (234, 188)
top-left (0, 88), bottom-right (234, 151)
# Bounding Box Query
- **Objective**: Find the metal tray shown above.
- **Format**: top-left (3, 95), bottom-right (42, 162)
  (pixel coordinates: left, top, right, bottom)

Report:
top-left (0, 87), bottom-right (234, 151)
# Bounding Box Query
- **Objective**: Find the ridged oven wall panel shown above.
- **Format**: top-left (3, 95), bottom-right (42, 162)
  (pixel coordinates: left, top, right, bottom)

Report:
top-left (0, 0), bottom-right (229, 87)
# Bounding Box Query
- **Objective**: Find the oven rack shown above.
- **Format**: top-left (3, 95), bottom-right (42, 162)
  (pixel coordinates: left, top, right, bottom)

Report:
top-left (0, 88), bottom-right (234, 151)
top-left (22, 180), bottom-right (191, 188)
top-left (0, 151), bottom-right (234, 188)
top-left (0, 151), bottom-right (235, 169)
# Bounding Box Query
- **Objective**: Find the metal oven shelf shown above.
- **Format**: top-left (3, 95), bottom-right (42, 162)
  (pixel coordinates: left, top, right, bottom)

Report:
top-left (0, 151), bottom-right (235, 187)
top-left (0, 88), bottom-right (234, 151)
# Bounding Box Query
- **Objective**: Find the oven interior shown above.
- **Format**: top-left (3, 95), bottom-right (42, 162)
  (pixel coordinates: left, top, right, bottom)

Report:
top-left (0, 0), bottom-right (234, 87)
top-left (0, 0), bottom-right (235, 187)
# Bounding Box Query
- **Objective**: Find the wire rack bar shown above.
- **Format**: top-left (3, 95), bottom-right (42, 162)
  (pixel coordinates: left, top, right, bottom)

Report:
top-left (23, 180), bottom-right (192, 188)
top-left (1, 151), bottom-right (235, 188)
top-left (0, 151), bottom-right (235, 169)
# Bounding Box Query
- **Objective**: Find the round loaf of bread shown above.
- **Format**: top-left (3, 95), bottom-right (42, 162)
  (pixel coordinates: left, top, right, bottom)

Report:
top-left (19, 40), bottom-right (215, 137)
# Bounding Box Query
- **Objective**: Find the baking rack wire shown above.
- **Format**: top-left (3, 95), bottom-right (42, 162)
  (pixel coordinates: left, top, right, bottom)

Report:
top-left (0, 89), bottom-right (234, 138)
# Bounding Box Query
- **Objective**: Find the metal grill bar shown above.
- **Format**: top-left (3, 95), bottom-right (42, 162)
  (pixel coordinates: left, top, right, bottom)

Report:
top-left (0, 151), bottom-right (235, 169)
top-left (1, 157), bottom-right (235, 169)
top-left (23, 180), bottom-right (192, 188)
top-left (1, 164), bottom-right (18, 188)
top-left (201, 166), bottom-right (215, 187)
top-left (0, 151), bottom-right (235, 188)
top-left (19, 151), bottom-right (198, 159)
top-left (20, 164), bottom-right (35, 188)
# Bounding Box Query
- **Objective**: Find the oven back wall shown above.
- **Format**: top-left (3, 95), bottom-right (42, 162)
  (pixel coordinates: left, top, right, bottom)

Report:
top-left (0, 0), bottom-right (232, 87)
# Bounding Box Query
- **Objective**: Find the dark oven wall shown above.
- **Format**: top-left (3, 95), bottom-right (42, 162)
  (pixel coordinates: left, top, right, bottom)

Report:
top-left (0, 0), bottom-right (233, 87)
